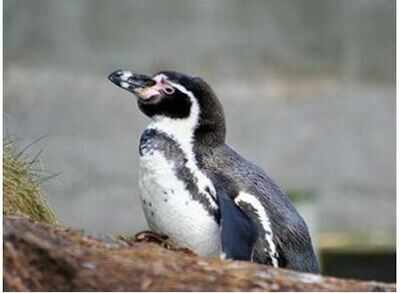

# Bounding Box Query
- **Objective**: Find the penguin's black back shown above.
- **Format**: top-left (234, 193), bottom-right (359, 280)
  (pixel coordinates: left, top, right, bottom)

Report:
top-left (196, 143), bottom-right (320, 273)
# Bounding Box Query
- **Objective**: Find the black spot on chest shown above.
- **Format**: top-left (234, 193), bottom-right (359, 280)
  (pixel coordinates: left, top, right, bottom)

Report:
top-left (139, 129), bottom-right (185, 160)
top-left (139, 129), bottom-right (159, 156)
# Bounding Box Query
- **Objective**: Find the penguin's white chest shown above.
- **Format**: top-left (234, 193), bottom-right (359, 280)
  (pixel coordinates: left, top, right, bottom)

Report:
top-left (138, 150), bottom-right (221, 257)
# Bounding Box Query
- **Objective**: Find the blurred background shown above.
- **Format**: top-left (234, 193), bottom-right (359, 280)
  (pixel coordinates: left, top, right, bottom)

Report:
top-left (4, 0), bottom-right (395, 282)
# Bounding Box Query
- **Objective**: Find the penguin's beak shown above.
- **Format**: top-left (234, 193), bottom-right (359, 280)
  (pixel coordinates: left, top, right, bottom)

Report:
top-left (108, 69), bottom-right (159, 101)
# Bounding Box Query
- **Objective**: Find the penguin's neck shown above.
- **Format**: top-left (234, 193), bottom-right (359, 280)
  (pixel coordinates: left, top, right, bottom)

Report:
top-left (147, 91), bottom-right (200, 155)
top-left (148, 116), bottom-right (196, 157)
top-left (146, 87), bottom-right (226, 154)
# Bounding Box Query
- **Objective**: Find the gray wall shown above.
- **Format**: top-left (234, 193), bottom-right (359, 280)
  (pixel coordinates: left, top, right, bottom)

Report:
top-left (5, 0), bottom-right (395, 81)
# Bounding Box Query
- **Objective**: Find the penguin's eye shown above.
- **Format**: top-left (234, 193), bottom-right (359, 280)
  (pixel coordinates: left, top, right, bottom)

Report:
top-left (162, 85), bottom-right (175, 95)
top-left (153, 74), bottom-right (175, 95)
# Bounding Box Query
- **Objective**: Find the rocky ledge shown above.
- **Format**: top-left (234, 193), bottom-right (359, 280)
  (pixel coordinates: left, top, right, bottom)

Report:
top-left (4, 216), bottom-right (395, 292)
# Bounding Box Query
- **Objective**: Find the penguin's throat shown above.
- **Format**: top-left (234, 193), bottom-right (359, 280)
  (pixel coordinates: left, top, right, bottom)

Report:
top-left (151, 117), bottom-right (194, 142)
top-left (150, 96), bottom-right (200, 149)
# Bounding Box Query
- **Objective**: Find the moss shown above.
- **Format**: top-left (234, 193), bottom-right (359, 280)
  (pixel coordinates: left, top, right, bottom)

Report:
top-left (3, 141), bottom-right (57, 224)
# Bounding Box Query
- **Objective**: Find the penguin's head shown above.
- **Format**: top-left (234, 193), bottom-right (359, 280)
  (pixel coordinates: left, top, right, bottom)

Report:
top-left (109, 70), bottom-right (226, 146)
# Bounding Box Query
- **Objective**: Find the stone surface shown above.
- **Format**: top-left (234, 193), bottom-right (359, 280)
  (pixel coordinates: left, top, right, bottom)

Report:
top-left (4, 216), bottom-right (395, 292)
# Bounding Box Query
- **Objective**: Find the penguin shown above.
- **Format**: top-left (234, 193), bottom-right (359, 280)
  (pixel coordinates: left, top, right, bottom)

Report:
top-left (108, 70), bottom-right (320, 273)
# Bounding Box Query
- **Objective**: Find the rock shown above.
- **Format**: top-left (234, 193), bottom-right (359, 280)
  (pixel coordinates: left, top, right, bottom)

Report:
top-left (4, 216), bottom-right (395, 292)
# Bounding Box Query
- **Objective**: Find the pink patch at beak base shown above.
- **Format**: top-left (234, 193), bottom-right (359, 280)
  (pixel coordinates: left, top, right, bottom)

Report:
top-left (137, 78), bottom-right (175, 100)
top-left (138, 87), bottom-right (162, 100)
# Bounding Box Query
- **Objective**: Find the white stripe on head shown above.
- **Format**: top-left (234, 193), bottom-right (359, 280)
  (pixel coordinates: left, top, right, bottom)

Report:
top-left (147, 76), bottom-right (217, 209)
top-left (234, 192), bottom-right (279, 267)
top-left (153, 74), bottom-right (167, 83)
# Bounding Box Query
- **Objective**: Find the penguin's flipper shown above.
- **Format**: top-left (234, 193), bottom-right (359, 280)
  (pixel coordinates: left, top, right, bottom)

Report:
top-left (217, 189), bottom-right (258, 261)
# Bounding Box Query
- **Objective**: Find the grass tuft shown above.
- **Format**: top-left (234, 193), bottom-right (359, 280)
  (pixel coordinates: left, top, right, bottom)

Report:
top-left (3, 139), bottom-right (57, 224)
